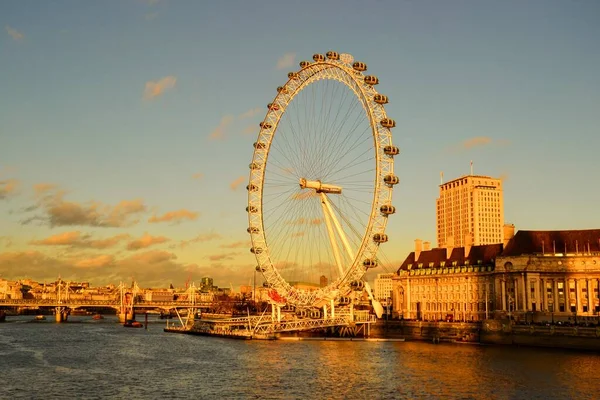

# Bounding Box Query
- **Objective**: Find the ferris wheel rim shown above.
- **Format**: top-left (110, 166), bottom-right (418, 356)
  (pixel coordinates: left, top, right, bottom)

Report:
top-left (247, 52), bottom-right (397, 308)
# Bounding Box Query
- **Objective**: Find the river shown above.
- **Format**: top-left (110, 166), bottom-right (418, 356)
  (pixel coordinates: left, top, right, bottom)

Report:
top-left (0, 315), bottom-right (598, 399)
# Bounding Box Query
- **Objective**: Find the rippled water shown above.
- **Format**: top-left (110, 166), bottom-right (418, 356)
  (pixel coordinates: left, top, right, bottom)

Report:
top-left (1, 316), bottom-right (599, 399)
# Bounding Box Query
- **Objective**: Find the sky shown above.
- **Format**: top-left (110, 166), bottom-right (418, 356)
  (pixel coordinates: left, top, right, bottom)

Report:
top-left (1, 0), bottom-right (599, 289)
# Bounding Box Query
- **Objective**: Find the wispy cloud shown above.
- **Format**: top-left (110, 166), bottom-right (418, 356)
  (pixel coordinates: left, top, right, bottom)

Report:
top-left (127, 233), bottom-right (170, 251)
top-left (192, 172), bottom-right (204, 180)
top-left (125, 249), bottom-right (176, 264)
top-left (219, 240), bottom-right (251, 249)
top-left (5, 26), bottom-right (23, 41)
top-left (239, 108), bottom-right (262, 119)
top-left (208, 252), bottom-right (240, 261)
top-left (148, 209), bottom-right (199, 224)
top-left (276, 52), bottom-right (296, 70)
top-left (0, 179), bottom-right (19, 199)
top-left (31, 231), bottom-right (82, 246)
top-left (229, 176), bottom-right (246, 191)
top-left (179, 233), bottom-right (222, 249)
top-left (143, 76), bottom-right (177, 100)
top-left (0, 236), bottom-right (13, 248)
top-left (33, 183), bottom-right (57, 196)
top-left (242, 125), bottom-right (256, 135)
top-left (74, 254), bottom-right (115, 268)
top-left (209, 115), bottom-right (235, 140)
top-left (23, 186), bottom-right (146, 228)
top-left (209, 108), bottom-right (265, 140)
top-left (446, 136), bottom-right (510, 153)
top-left (30, 231), bottom-right (130, 249)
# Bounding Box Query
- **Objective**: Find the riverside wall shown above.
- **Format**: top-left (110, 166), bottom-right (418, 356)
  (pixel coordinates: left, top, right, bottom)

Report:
top-left (371, 319), bottom-right (600, 350)
top-left (370, 320), bottom-right (480, 343)
top-left (480, 319), bottom-right (600, 351)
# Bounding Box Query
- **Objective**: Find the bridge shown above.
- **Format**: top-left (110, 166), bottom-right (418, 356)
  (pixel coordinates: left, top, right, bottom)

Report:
top-left (0, 281), bottom-right (209, 323)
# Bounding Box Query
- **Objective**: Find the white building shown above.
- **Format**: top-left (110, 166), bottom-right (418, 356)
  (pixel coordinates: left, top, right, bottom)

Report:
top-left (436, 173), bottom-right (504, 248)
top-left (373, 273), bottom-right (394, 304)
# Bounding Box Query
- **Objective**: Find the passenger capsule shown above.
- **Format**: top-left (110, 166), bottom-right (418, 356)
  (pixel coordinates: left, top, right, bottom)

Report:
top-left (246, 206), bottom-right (258, 213)
top-left (380, 204), bottom-right (396, 215)
top-left (350, 281), bottom-right (365, 290)
top-left (287, 72), bottom-right (298, 79)
top-left (380, 118), bottom-right (396, 128)
top-left (374, 94), bottom-right (388, 104)
top-left (262, 281), bottom-right (271, 288)
top-left (363, 259), bottom-right (378, 269)
top-left (246, 184), bottom-right (259, 192)
top-left (249, 162), bottom-right (261, 170)
top-left (326, 51), bottom-right (340, 60)
top-left (251, 247), bottom-right (263, 254)
top-left (299, 61), bottom-right (311, 68)
top-left (255, 265), bottom-right (265, 272)
top-left (373, 233), bottom-right (389, 243)
top-left (352, 62), bottom-right (367, 72)
top-left (384, 174), bottom-right (399, 186)
top-left (313, 53), bottom-right (325, 62)
top-left (364, 75), bottom-right (379, 85)
top-left (384, 145), bottom-right (400, 156)
top-left (276, 86), bottom-right (288, 93)
top-left (259, 122), bottom-right (272, 129)
top-left (247, 227), bottom-right (259, 233)
top-left (267, 103), bottom-right (279, 111)
top-left (253, 142), bottom-right (266, 150)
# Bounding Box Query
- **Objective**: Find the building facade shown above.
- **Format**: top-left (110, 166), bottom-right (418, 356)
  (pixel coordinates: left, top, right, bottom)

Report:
top-left (495, 230), bottom-right (600, 321)
top-left (393, 229), bottom-right (600, 323)
top-left (393, 241), bottom-right (501, 321)
top-left (373, 273), bottom-right (394, 304)
top-left (436, 174), bottom-right (504, 248)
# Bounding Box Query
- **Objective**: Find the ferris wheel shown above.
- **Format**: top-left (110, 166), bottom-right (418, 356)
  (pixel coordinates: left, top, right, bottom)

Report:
top-left (247, 51), bottom-right (399, 313)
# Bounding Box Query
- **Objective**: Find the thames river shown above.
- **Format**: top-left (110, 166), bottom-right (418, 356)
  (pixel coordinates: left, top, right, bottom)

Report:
top-left (0, 316), bottom-right (598, 400)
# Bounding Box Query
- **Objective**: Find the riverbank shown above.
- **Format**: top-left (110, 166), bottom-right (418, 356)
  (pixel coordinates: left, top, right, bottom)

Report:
top-left (372, 320), bottom-right (600, 351)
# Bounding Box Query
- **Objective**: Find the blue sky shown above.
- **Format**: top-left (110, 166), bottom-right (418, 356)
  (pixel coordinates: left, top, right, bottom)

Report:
top-left (1, 0), bottom-right (599, 289)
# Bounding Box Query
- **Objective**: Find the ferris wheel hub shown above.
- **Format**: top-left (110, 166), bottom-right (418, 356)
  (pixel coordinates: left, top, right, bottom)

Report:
top-left (299, 178), bottom-right (342, 194)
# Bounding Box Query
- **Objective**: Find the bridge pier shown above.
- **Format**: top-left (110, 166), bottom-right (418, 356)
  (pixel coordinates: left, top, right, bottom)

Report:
top-left (118, 310), bottom-right (136, 323)
top-left (55, 306), bottom-right (69, 323)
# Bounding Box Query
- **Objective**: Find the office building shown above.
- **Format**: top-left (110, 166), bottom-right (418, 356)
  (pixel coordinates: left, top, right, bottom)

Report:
top-left (436, 173), bottom-right (504, 248)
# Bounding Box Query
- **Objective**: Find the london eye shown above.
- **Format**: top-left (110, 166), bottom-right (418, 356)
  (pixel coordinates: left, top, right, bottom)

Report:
top-left (247, 51), bottom-right (399, 316)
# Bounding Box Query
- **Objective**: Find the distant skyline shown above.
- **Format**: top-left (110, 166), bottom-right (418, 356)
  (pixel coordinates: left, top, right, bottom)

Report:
top-left (1, 0), bottom-right (599, 288)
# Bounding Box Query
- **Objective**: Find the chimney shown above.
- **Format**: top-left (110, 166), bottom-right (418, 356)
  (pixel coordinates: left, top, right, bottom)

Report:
top-left (423, 241), bottom-right (431, 251)
top-left (503, 224), bottom-right (515, 247)
top-left (464, 233), bottom-right (473, 258)
top-left (446, 235), bottom-right (454, 259)
top-left (542, 240), bottom-right (545, 255)
top-left (414, 239), bottom-right (423, 261)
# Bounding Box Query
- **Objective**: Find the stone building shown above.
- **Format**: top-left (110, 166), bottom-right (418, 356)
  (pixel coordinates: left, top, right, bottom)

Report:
top-left (373, 273), bottom-right (394, 304)
top-left (393, 239), bottom-right (502, 321)
top-left (495, 229), bottom-right (600, 322)
top-left (392, 229), bottom-right (600, 323)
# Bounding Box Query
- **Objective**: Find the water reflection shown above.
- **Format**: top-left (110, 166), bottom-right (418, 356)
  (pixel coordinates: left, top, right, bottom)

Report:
top-left (1, 318), bottom-right (599, 399)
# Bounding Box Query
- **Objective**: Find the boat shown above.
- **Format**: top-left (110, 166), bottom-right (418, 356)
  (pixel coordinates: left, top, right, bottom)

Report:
top-left (92, 314), bottom-right (104, 320)
top-left (34, 315), bottom-right (46, 321)
top-left (124, 321), bottom-right (143, 328)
